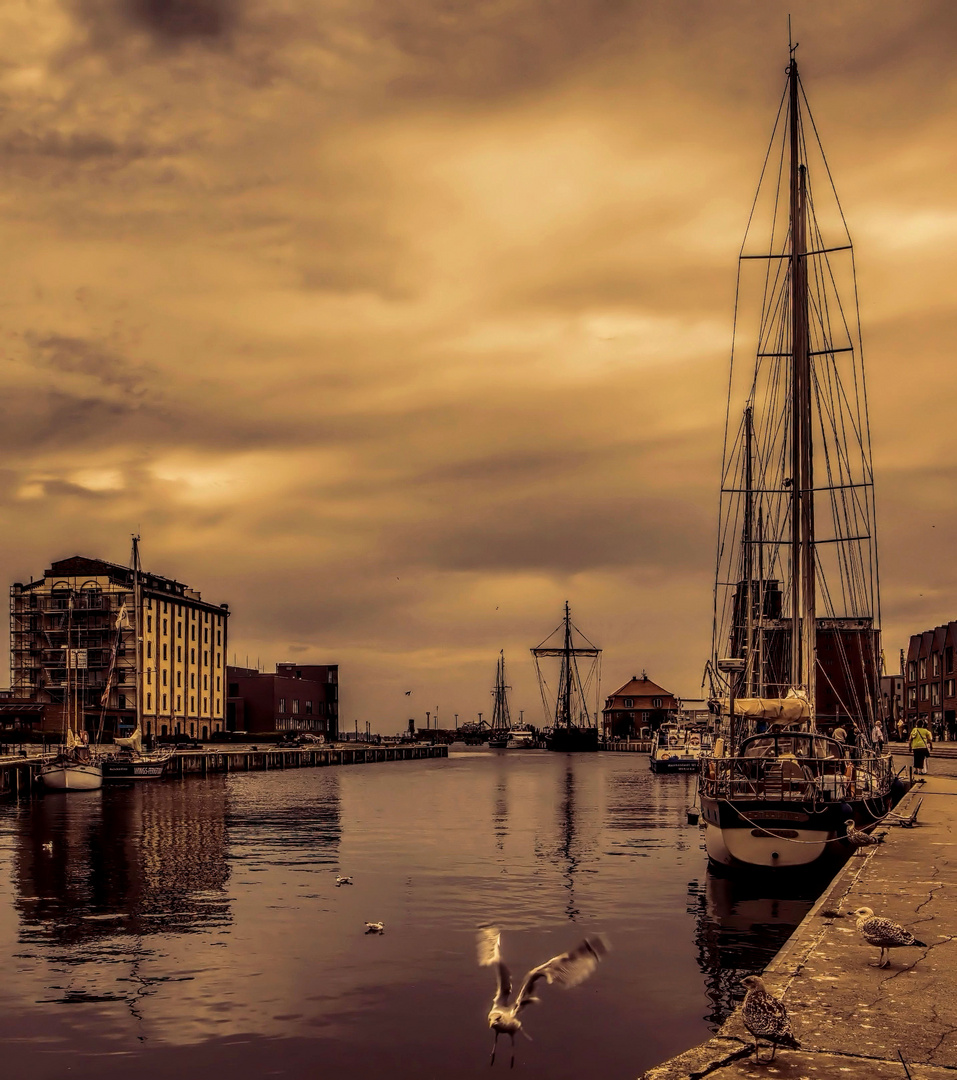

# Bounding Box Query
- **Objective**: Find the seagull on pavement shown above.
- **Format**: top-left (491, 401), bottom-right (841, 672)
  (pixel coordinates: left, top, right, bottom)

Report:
top-left (335, 875), bottom-right (353, 887)
top-left (852, 906), bottom-right (926, 968)
top-left (477, 926), bottom-right (608, 1068)
top-left (365, 921), bottom-right (384, 934)
top-left (845, 819), bottom-right (887, 853)
top-left (740, 975), bottom-right (801, 1062)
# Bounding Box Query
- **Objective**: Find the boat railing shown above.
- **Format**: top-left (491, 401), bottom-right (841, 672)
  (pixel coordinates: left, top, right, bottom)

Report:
top-left (700, 751), bottom-right (892, 803)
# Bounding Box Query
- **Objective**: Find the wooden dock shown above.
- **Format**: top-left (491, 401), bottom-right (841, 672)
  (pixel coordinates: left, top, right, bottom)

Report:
top-left (0, 742), bottom-right (447, 796)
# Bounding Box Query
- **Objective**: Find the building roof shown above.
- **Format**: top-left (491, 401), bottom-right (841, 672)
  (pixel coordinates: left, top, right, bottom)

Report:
top-left (607, 674), bottom-right (675, 700)
top-left (19, 554), bottom-right (229, 613)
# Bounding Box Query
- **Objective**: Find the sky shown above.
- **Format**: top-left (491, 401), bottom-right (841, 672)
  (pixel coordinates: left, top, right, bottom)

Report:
top-left (0, 0), bottom-right (955, 732)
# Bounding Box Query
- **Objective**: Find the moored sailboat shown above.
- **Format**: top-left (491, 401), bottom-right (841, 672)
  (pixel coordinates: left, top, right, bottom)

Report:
top-left (101, 536), bottom-right (173, 781)
top-left (698, 44), bottom-right (893, 869)
top-left (532, 603), bottom-right (601, 752)
top-left (40, 595), bottom-right (103, 791)
top-left (487, 651), bottom-right (512, 749)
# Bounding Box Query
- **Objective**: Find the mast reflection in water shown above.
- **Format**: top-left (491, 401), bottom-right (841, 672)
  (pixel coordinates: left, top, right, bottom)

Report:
top-left (687, 865), bottom-right (831, 1029)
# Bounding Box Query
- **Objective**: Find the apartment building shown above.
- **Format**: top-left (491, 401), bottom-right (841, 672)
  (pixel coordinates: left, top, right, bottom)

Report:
top-left (11, 554), bottom-right (229, 741)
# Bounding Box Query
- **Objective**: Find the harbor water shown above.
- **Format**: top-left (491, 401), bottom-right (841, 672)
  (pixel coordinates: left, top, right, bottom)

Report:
top-left (0, 749), bottom-right (833, 1079)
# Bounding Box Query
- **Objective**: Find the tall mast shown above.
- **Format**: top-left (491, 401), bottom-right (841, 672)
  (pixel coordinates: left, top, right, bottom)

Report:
top-left (132, 534), bottom-right (142, 734)
top-left (562, 601), bottom-right (573, 729)
top-left (743, 405), bottom-right (754, 696)
top-left (788, 51), bottom-right (816, 722)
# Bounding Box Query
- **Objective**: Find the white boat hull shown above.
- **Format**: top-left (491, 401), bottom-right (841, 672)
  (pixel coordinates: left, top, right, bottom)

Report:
top-left (703, 821), bottom-right (832, 869)
top-left (40, 761), bottom-right (103, 791)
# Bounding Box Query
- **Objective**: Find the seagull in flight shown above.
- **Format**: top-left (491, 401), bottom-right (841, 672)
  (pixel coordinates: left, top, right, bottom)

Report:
top-left (851, 906), bottom-right (926, 968)
top-left (477, 926), bottom-right (608, 1067)
top-left (740, 975), bottom-right (801, 1062)
top-left (405, 690), bottom-right (413, 696)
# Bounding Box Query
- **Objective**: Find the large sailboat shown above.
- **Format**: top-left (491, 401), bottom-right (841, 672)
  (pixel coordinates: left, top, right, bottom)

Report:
top-left (532, 603), bottom-right (601, 752)
top-left (101, 536), bottom-right (173, 781)
top-left (39, 595), bottom-right (103, 791)
top-left (486, 651), bottom-right (512, 749)
top-left (698, 46), bottom-right (894, 869)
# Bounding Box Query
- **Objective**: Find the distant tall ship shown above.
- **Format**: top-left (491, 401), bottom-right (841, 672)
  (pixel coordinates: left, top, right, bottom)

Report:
top-left (532, 603), bottom-right (601, 753)
top-left (487, 651), bottom-right (511, 749)
top-left (698, 43), bottom-right (893, 870)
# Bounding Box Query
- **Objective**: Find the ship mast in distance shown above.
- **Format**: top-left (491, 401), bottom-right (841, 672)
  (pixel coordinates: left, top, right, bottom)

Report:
top-left (532, 602), bottom-right (602, 753)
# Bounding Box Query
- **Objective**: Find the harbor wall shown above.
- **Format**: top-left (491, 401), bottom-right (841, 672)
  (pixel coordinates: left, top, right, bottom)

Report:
top-left (0, 742), bottom-right (447, 796)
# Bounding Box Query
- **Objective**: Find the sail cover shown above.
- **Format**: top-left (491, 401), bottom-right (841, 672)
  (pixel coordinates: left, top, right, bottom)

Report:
top-left (115, 728), bottom-right (143, 754)
top-left (718, 695), bottom-right (811, 721)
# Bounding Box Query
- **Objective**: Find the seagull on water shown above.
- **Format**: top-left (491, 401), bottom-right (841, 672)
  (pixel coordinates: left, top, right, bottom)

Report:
top-left (335, 875), bottom-right (353, 887)
top-left (477, 926), bottom-right (608, 1068)
top-left (851, 906), bottom-right (927, 968)
top-left (740, 975), bottom-right (801, 1062)
top-left (365, 921), bottom-right (384, 934)
top-left (845, 819), bottom-right (887, 853)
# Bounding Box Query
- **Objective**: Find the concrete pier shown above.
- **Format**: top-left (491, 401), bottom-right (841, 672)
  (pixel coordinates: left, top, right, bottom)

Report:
top-left (0, 742), bottom-right (447, 796)
top-left (166, 742), bottom-right (447, 777)
top-left (641, 767), bottom-right (957, 1079)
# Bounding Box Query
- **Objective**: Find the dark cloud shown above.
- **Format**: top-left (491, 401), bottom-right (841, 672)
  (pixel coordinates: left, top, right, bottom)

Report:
top-left (71, 0), bottom-right (243, 49)
top-left (396, 493), bottom-right (712, 575)
top-left (30, 334), bottom-right (153, 393)
top-left (0, 131), bottom-right (149, 163)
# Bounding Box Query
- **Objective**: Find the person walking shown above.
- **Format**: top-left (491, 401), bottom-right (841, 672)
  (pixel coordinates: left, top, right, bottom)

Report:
top-left (908, 721), bottom-right (933, 775)
top-left (871, 721), bottom-right (885, 755)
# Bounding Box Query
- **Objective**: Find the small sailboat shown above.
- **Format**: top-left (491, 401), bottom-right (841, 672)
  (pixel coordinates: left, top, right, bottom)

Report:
top-left (532, 603), bottom-right (601, 752)
top-left (40, 595), bottom-right (103, 792)
top-left (698, 42), bottom-right (893, 869)
top-left (487, 651), bottom-right (511, 749)
top-left (102, 536), bottom-right (173, 781)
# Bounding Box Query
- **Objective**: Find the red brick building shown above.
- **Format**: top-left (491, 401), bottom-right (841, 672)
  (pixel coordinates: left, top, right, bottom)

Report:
top-left (602, 673), bottom-right (678, 739)
top-left (226, 663), bottom-right (339, 738)
top-left (904, 622), bottom-right (957, 735)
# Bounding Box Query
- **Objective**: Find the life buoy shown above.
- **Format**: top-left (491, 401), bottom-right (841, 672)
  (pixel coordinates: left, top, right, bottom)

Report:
top-left (689, 733), bottom-right (701, 748)
top-left (668, 734), bottom-right (678, 747)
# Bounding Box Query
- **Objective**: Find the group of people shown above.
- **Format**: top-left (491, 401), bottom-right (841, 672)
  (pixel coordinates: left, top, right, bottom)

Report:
top-left (830, 719), bottom-right (934, 775)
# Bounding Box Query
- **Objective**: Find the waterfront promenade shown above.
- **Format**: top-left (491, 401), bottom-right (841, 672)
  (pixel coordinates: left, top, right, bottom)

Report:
top-left (642, 749), bottom-right (957, 1079)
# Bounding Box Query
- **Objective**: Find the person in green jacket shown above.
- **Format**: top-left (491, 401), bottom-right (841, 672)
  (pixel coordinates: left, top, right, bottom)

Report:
top-left (909, 722), bottom-right (934, 774)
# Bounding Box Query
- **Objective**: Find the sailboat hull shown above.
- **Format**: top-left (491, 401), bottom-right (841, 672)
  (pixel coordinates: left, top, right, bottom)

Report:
top-left (40, 760), bottom-right (103, 791)
top-left (101, 755), bottom-right (171, 780)
top-left (699, 763), bottom-right (892, 870)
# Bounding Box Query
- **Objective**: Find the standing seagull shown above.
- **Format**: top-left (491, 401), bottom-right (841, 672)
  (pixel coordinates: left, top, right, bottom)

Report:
top-left (845, 819), bottom-right (887, 853)
top-left (477, 926), bottom-right (608, 1068)
top-left (852, 906), bottom-right (927, 968)
top-left (740, 975), bottom-right (801, 1062)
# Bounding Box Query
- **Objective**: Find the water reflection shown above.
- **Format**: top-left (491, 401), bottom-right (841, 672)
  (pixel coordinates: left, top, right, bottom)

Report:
top-left (688, 863), bottom-right (836, 1029)
top-left (17, 781), bottom-right (232, 945)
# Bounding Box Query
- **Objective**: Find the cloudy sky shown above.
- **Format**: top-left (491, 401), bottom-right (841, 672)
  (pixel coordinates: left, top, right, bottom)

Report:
top-left (0, 0), bottom-right (954, 731)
